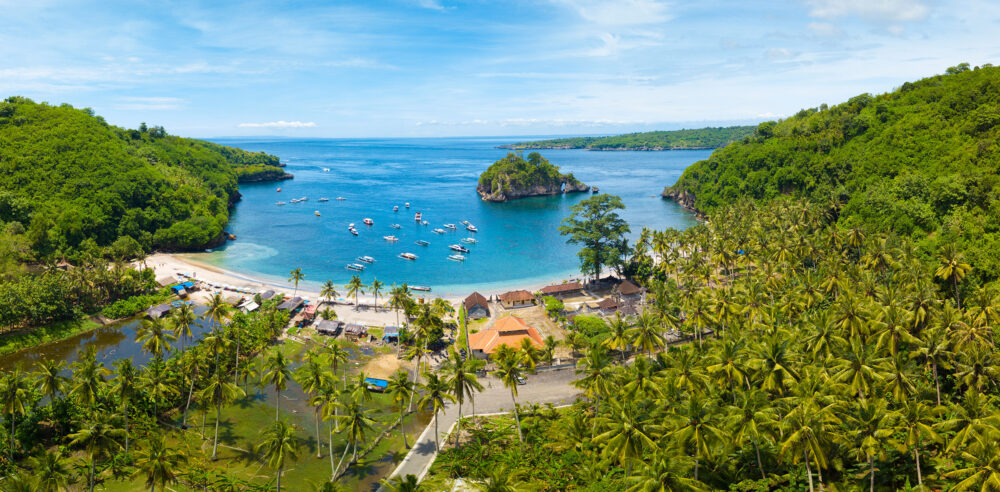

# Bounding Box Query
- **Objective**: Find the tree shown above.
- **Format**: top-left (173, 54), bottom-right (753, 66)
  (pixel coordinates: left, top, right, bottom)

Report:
top-left (595, 400), bottom-right (659, 476)
top-left (669, 395), bottom-right (724, 482)
top-left (136, 316), bottom-right (176, 361)
top-left (626, 452), bottom-right (707, 492)
top-left (26, 450), bottom-right (74, 492)
top-left (491, 352), bottom-right (526, 442)
top-left (263, 348), bottom-right (292, 420)
top-left (321, 280), bottom-right (339, 306)
top-left (133, 433), bottom-right (187, 492)
top-left (203, 292), bottom-right (231, 332)
top-left (168, 302), bottom-right (196, 354)
top-left (289, 267), bottom-right (305, 297)
top-left (68, 413), bottom-right (124, 492)
top-left (334, 398), bottom-right (376, 471)
top-left (418, 371), bottom-right (455, 452)
top-left (842, 398), bottom-right (898, 492)
top-left (386, 369), bottom-right (415, 449)
top-left (935, 243), bottom-right (972, 307)
top-left (380, 474), bottom-right (423, 492)
top-left (110, 358), bottom-right (138, 454)
top-left (35, 358), bottom-right (67, 401)
top-left (256, 419), bottom-right (300, 492)
top-left (370, 278), bottom-right (384, 310)
top-left (201, 367), bottom-right (245, 460)
top-left (559, 194), bottom-right (630, 282)
top-left (442, 346), bottom-right (484, 448)
top-left (346, 275), bottom-right (365, 309)
top-left (295, 355), bottom-right (334, 458)
top-left (574, 344), bottom-right (613, 416)
top-left (1, 368), bottom-right (29, 463)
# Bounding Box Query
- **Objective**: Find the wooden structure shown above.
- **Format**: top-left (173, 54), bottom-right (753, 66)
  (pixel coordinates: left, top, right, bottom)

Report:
top-left (463, 291), bottom-right (490, 319)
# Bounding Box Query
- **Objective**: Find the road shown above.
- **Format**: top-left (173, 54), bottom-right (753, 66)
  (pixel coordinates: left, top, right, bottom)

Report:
top-left (386, 366), bottom-right (581, 482)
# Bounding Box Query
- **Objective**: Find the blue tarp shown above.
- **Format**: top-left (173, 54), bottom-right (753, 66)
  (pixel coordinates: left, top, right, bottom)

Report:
top-left (364, 378), bottom-right (388, 392)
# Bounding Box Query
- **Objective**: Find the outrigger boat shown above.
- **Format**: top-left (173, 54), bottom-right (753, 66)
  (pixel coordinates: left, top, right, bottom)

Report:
top-left (290, 198), bottom-right (302, 203)
top-left (393, 206), bottom-right (399, 212)
top-left (415, 240), bottom-right (430, 246)
top-left (410, 285), bottom-right (431, 292)
top-left (466, 224), bottom-right (478, 232)
top-left (318, 197), bottom-right (329, 202)
top-left (422, 220), bottom-right (429, 225)
top-left (346, 263), bottom-right (365, 271)
top-left (383, 235), bottom-right (399, 242)
top-left (448, 254), bottom-right (466, 262)
top-left (357, 256), bottom-right (375, 263)
top-left (363, 218), bottom-right (374, 225)
top-left (336, 197), bottom-right (346, 200)
top-left (276, 201), bottom-right (287, 206)
top-left (350, 229), bottom-right (358, 236)
top-left (398, 252), bottom-right (418, 260)
top-left (432, 228), bottom-right (446, 234)
top-left (460, 220), bottom-right (469, 225)
top-left (414, 212), bottom-right (422, 221)
top-left (461, 237), bottom-right (477, 244)
top-left (444, 223), bottom-right (457, 230)
top-left (314, 210), bottom-right (321, 216)
top-left (449, 244), bottom-right (470, 253)
top-left (390, 224), bottom-right (402, 229)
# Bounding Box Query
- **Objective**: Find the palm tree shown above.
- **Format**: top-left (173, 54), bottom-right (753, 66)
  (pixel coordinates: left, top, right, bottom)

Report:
top-left (842, 398), bottom-right (897, 492)
top-left (69, 349), bottom-right (109, 409)
top-left (388, 284), bottom-right (412, 327)
top-left (256, 419), bottom-right (300, 492)
top-left (779, 402), bottom-right (838, 492)
top-left (334, 398), bottom-right (377, 471)
top-left (179, 350), bottom-right (205, 427)
top-left (491, 352), bottom-right (525, 442)
top-left (518, 337), bottom-right (541, 372)
top-left (831, 336), bottom-right (884, 400)
top-left (574, 344), bottom-right (613, 415)
top-left (595, 400), bottom-right (659, 476)
top-left (418, 371), bottom-right (455, 452)
top-left (541, 335), bottom-right (558, 366)
top-left (133, 433), bottom-right (187, 492)
top-left (370, 278), bottom-right (384, 310)
top-left (136, 316), bottom-right (176, 361)
top-left (898, 399), bottom-right (939, 488)
top-left (944, 440), bottom-right (1000, 491)
top-left (725, 389), bottom-right (777, 479)
top-left (35, 358), bottom-right (67, 401)
top-left (201, 366), bottom-right (245, 460)
top-left (326, 340), bottom-right (351, 388)
top-left (139, 358), bottom-right (177, 417)
top-left (263, 348), bottom-right (292, 420)
top-left (1, 368), bottom-right (29, 462)
top-left (203, 292), bottom-right (231, 333)
top-left (295, 356), bottom-right (334, 458)
top-left (604, 314), bottom-right (631, 361)
top-left (669, 395), bottom-right (724, 482)
top-left (386, 370), bottom-right (415, 449)
top-left (110, 358), bottom-right (138, 454)
top-left (289, 267), bottom-right (305, 297)
top-left (912, 325), bottom-right (953, 405)
top-left (626, 452), bottom-right (707, 492)
top-left (168, 302), bottom-right (197, 353)
top-left (442, 346), bottom-right (484, 448)
top-left (935, 242), bottom-right (972, 307)
top-left (748, 337), bottom-right (799, 396)
top-left (346, 275), bottom-right (365, 309)
top-left (402, 341), bottom-right (430, 412)
top-left (380, 474), bottom-right (423, 492)
top-left (68, 413), bottom-right (124, 492)
top-left (26, 450), bottom-right (74, 492)
top-left (321, 279), bottom-right (339, 306)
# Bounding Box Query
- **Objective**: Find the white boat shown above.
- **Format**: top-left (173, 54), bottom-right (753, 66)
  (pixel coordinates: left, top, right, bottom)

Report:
top-left (444, 223), bottom-right (457, 229)
top-left (318, 197), bottom-right (329, 202)
top-left (383, 235), bottom-right (399, 242)
top-left (357, 256), bottom-right (375, 263)
top-left (410, 285), bottom-right (431, 292)
top-left (422, 220), bottom-right (429, 225)
top-left (350, 229), bottom-right (358, 236)
top-left (461, 237), bottom-right (477, 244)
top-left (322, 168), bottom-right (330, 172)
top-left (393, 206), bottom-right (399, 212)
top-left (346, 263), bottom-right (365, 271)
top-left (460, 220), bottom-right (469, 225)
top-left (300, 197), bottom-right (308, 201)
top-left (390, 224), bottom-right (402, 229)
top-left (276, 201), bottom-right (287, 206)
top-left (405, 202), bottom-right (410, 208)
top-left (415, 240), bottom-right (430, 246)
top-left (337, 197), bottom-right (346, 200)
top-left (467, 224), bottom-right (478, 232)
top-left (414, 212), bottom-right (422, 221)
top-left (449, 244), bottom-right (470, 253)
top-left (314, 211), bottom-right (321, 216)
top-left (448, 254), bottom-right (466, 262)
top-left (399, 252), bottom-right (418, 260)
top-left (363, 218), bottom-right (374, 225)
top-left (290, 198), bottom-right (301, 203)
top-left (432, 228), bottom-right (445, 234)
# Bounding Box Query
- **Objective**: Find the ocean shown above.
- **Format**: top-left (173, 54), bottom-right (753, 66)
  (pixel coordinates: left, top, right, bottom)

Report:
top-left (193, 137), bottom-right (705, 297)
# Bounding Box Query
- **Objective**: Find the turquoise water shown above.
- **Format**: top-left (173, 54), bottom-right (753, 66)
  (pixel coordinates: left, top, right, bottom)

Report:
top-left (197, 137), bottom-right (704, 295)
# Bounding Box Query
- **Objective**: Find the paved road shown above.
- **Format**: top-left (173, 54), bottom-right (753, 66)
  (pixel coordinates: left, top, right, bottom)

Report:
top-left (387, 367), bottom-right (581, 482)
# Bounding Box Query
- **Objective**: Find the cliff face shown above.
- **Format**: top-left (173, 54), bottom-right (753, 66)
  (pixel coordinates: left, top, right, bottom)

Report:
top-left (236, 169), bottom-right (294, 183)
top-left (661, 186), bottom-right (698, 213)
top-left (477, 179), bottom-right (591, 202)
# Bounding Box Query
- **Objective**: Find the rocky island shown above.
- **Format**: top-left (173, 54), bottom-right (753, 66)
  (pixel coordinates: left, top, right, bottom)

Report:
top-left (477, 152), bottom-right (590, 202)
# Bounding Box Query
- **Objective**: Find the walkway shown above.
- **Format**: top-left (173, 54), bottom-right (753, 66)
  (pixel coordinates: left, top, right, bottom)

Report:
top-left (386, 366), bottom-right (581, 482)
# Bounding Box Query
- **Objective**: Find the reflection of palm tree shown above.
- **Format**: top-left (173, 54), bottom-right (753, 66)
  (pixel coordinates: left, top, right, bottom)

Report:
top-left (133, 433), bottom-right (187, 492)
top-left (289, 268), bottom-right (305, 297)
top-left (68, 413), bottom-right (124, 492)
top-left (256, 420), bottom-right (300, 492)
top-left (201, 367), bottom-right (245, 460)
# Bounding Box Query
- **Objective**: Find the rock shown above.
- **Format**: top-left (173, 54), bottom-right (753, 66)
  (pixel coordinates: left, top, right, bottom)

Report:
top-left (661, 186), bottom-right (699, 213)
top-left (237, 169), bottom-right (294, 183)
top-left (477, 180), bottom-right (590, 202)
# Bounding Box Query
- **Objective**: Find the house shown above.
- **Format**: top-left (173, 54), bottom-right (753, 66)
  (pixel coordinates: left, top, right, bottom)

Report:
top-left (259, 290), bottom-right (277, 301)
top-left (315, 319), bottom-right (343, 336)
top-left (463, 292), bottom-right (490, 319)
top-left (467, 315), bottom-right (544, 359)
top-left (344, 323), bottom-right (367, 339)
top-left (225, 295), bottom-right (243, 307)
top-left (618, 280), bottom-right (643, 300)
top-left (301, 304), bottom-right (318, 321)
top-left (498, 290), bottom-right (535, 308)
top-left (170, 281), bottom-right (195, 297)
top-left (156, 276), bottom-right (177, 288)
top-left (145, 304), bottom-right (172, 319)
top-left (382, 326), bottom-right (400, 343)
top-left (596, 297), bottom-right (620, 315)
top-left (539, 281), bottom-right (584, 298)
top-left (277, 296), bottom-right (304, 312)
top-left (239, 301), bottom-right (260, 313)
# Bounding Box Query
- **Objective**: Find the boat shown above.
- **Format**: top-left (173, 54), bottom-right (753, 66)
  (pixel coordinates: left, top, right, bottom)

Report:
top-left (346, 263), bottom-right (365, 271)
top-left (300, 197), bottom-right (308, 201)
top-left (444, 223), bottom-right (457, 229)
top-left (322, 168), bottom-right (330, 172)
top-left (357, 256), bottom-right (375, 263)
top-left (393, 206), bottom-right (399, 212)
top-left (277, 187), bottom-right (281, 192)
top-left (350, 229), bottom-right (358, 236)
top-left (449, 244), bottom-right (470, 253)
top-left (467, 224), bottom-right (478, 232)
top-left (448, 254), bottom-right (466, 262)
top-left (349, 223), bottom-right (355, 228)
top-left (337, 197), bottom-right (346, 200)
top-left (410, 285), bottom-right (431, 292)
top-left (432, 228), bottom-right (445, 234)
top-left (461, 237), bottom-right (477, 244)
top-left (383, 235), bottom-right (398, 242)
top-left (276, 201), bottom-right (287, 206)
top-left (398, 252), bottom-right (418, 260)
top-left (363, 218), bottom-right (374, 225)
top-left (318, 197), bottom-right (329, 202)
top-left (314, 211), bottom-right (321, 216)
top-left (460, 220), bottom-right (469, 225)
top-left (290, 198), bottom-right (301, 203)
top-left (390, 224), bottom-right (402, 229)
top-left (414, 212), bottom-right (422, 221)
top-left (415, 240), bottom-right (430, 246)
top-left (422, 220), bottom-right (429, 225)
top-left (405, 202), bottom-right (410, 208)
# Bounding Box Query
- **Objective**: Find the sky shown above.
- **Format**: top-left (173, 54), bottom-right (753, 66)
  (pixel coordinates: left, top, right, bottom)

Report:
top-left (1, 0), bottom-right (999, 138)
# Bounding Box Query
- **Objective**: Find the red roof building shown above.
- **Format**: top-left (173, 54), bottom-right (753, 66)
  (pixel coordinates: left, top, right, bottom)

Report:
top-left (468, 316), bottom-right (544, 357)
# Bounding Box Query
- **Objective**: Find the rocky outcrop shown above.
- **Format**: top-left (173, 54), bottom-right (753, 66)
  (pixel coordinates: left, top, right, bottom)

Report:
top-left (661, 186), bottom-right (699, 213)
top-left (477, 179), bottom-right (591, 202)
top-left (237, 169), bottom-right (294, 183)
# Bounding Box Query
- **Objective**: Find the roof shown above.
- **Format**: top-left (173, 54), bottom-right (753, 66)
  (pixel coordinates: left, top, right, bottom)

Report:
top-left (540, 282), bottom-right (584, 295)
top-left (344, 323), bottom-right (367, 335)
top-left (618, 280), bottom-right (642, 296)
top-left (303, 304), bottom-right (318, 315)
top-left (146, 304), bottom-right (172, 319)
top-left (364, 377), bottom-right (388, 389)
top-left (316, 320), bottom-right (342, 334)
top-left (383, 326), bottom-right (400, 336)
top-left (468, 316), bottom-right (544, 354)
top-left (597, 297), bottom-right (619, 310)
top-left (619, 303), bottom-right (638, 316)
top-left (225, 296), bottom-right (242, 306)
top-left (277, 296), bottom-right (304, 311)
top-left (464, 291), bottom-right (489, 311)
top-left (157, 276), bottom-right (177, 287)
top-left (498, 290), bottom-right (534, 303)
top-left (259, 290), bottom-right (277, 300)
top-left (241, 301), bottom-right (260, 312)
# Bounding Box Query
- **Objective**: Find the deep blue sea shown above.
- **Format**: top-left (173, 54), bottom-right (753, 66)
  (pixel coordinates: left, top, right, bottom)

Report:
top-left (194, 137), bottom-right (704, 297)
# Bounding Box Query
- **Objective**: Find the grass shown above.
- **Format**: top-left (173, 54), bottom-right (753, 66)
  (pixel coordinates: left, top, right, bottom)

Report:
top-left (0, 316), bottom-right (100, 356)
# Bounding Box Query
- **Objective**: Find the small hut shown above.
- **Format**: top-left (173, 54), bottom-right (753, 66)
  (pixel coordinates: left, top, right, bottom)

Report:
top-left (463, 292), bottom-right (490, 319)
top-left (498, 290), bottom-right (535, 308)
top-left (316, 319), bottom-right (343, 336)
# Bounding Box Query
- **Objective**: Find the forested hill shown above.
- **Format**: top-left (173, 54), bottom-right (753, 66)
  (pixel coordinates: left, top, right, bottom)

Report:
top-left (665, 63), bottom-right (1000, 283)
top-left (0, 96), bottom-right (288, 258)
top-left (498, 125), bottom-right (755, 150)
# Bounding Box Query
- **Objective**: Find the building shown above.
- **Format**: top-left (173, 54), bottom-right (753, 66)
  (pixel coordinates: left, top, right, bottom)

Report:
top-left (596, 297), bottom-right (620, 315)
top-left (382, 326), bottom-right (400, 343)
top-left (618, 279), bottom-right (643, 300)
top-left (498, 290), bottom-right (535, 308)
top-left (259, 290), bottom-right (277, 301)
top-left (463, 292), bottom-right (490, 319)
top-left (277, 296), bottom-right (305, 312)
top-left (145, 304), bottom-right (172, 319)
top-left (344, 323), bottom-right (367, 339)
top-left (156, 276), bottom-right (177, 288)
top-left (539, 281), bottom-right (584, 298)
top-left (315, 319), bottom-right (343, 336)
top-left (467, 315), bottom-right (544, 359)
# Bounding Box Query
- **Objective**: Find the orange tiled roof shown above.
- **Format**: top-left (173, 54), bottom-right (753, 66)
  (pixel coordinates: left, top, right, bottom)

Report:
top-left (499, 290), bottom-right (534, 302)
top-left (468, 315), bottom-right (544, 354)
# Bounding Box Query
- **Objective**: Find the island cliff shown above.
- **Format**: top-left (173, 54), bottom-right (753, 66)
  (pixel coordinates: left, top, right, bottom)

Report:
top-left (477, 152), bottom-right (590, 202)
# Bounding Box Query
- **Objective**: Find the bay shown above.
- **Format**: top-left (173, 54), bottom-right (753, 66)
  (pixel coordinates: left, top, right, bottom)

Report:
top-left (195, 137), bottom-right (705, 296)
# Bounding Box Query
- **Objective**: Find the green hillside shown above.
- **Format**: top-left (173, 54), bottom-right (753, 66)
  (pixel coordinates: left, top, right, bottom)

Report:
top-left (499, 125), bottom-right (755, 150)
top-left (666, 63), bottom-right (1000, 283)
top-left (0, 96), bottom-right (286, 259)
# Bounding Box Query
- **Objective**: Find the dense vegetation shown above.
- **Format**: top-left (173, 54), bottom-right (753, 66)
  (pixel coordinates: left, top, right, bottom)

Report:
top-left (477, 152), bottom-right (585, 199)
top-left (500, 126), bottom-right (755, 150)
top-left (426, 197), bottom-right (1000, 490)
top-left (0, 96), bottom-right (285, 261)
top-left (666, 63), bottom-right (1000, 285)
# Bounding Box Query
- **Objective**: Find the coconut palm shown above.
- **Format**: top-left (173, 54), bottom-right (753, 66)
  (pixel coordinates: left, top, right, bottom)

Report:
top-left (725, 389), bottom-right (777, 479)
top-left (321, 279), bottom-right (339, 305)
top-left (136, 316), bottom-right (176, 361)
top-left (333, 398), bottom-right (376, 471)
top-left (898, 399), bottom-right (939, 487)
top-left (370, 278), bottom-right (384, 310)
top-left (168, 302), bottom-right (197, 353)
top-left (326, 340), bottom-right (351, 388)
top-left (201, 366), bottom-right (245, 460)
top-left (380, 474), bottom-right (423, 492)
top-left (402, 340), bottom-right (430, 412)
top-left (139, 358), bottom-right (176, 417)
top-left (595, 400), bottom-right (659, 476)
top-left (669, 395), bottom-right (724, 482)
top-left (203, 292), bottom-right (231, 332)
top-left (935, 242), bottom-right (971, 307)
top-left (0, 368), bottom-right (29, 462)
top-left (26, 450), bottom-right (74, 492)
top-left (518, 337), bottom-right (541, 372)
top-left (256, 419), bottom-right (300, 492)
top-left (604, 314), bottom-right (631, 361)
top-left (541, 335), bottom-right (558, 366)
top-left (35, 358), bottom-right (67, 401)
top-left (132, 433), bottom-right (187, 492)
top-left (179, 350), bottom-right (205, 427)
top-left (263, 348), bottom-right (292, 420)
top-left (289, 267), bottom-right (305, 297)
top-left (68, 413), bottom-right (124, 492)
top-left (574, 343), bottom-right (613, 415)
top-left (110, 358), bottom-right (138, 453)
top-left (842, 398), bottom-right (898, 492)
top-left (626, 452), bottom-right (707, 492)
top-left (418, 371), bottom-right (455, 452)
top-left (944, 440), bottom-right (1000, 491)
top-left (386, 369), bottom-right (415, 449)
top-left (69, 349), bottom-right (110, 409)
top-left (441, 346), bottom-right (484, 448)
top-left (346, 275), bottom-right (365, 309)
top-left (295, 356), bottom-right (334, 458)
top-left (912, 325), bottom-right (953, 405)
top-left (491, 352), bottom-right (525, 442)
top-left (388, 284), bottom-right (412, 327)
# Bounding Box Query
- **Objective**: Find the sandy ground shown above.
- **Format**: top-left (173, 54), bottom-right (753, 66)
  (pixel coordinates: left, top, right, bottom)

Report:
top-left (363, 353), bottom-right (411, 379)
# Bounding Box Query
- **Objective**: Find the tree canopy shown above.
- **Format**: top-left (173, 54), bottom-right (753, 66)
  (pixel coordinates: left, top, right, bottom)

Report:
top-left (500, 125), bottom-right (755, 150)
top-left (559, 194), bottom-right (630, 281)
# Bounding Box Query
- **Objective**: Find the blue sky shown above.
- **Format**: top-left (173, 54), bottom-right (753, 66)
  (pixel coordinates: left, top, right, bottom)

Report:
top-left (2, 0), bottom-right (998, 138)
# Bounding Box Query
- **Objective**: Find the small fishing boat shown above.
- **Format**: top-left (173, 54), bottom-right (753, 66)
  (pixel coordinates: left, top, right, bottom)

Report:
top-left (318, 197), bottom-right (329, 202)
top-left (461, 237), bottom-right (477, 244)
top-left (277, 188), bottom-right (282, 192)
top-left (350, 229), bottom-right (358, 236)
top-left (393, 206), bottom-right (399, 212)
top-left (290, 198), bottom-right (301, 203)
top-left (300, 197), bottom-right (308, 201)
top-left (322, 168), bottom-right (330, 172)
top-left (414, 212), bottom-right (422, 221)
top-left (422, 220), bottom-right (429, 225)
top-left (363, 218), bottom-right (374, 225)
top-left (432, 228), bottom-right (445, 234)
top-left (383, 235), bottom-right (399, 242)
top-left (448, 254), bottom-right (466, 262)
top-left (346, 263), bottom-right (365, 271)
top-left (314, 211), bottom-right (321, 216)
top-left (390, 224), bottom-right (402, 229)
top-left (357, 256), bottom-right (375, 263)
top-left (398, 252), bottom-right (418, 260)
top-left (405, 202), bottom-right (410, 208)
top-left (460, 220), bottom-right (469, 225)
top-left (349, 223), bottom-right (355, 228)
top-left (415, 240), bottom-right (430, 246)
top-left (466, 224), bottom-right (478, 232)
top-left (449, 244), bottom-right (470, 253)
top-left (444, 223), bottom-right (457, 230)
top-left (337, 197), bottom-right (346, 200)
top-left (276, 201), bottom-right (287, 206)
top-left (410, 285), bottom-right (431, 292)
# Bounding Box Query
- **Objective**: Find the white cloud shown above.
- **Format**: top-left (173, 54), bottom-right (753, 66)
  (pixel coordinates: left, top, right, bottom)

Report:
top-left (807, 21), bottom-right (842, 36)
top-left (113, 96), bottom-right (186, 111)
top-left (238, 121), bottom-right (317, 128)
top-left (553, 0), bottom-right (673, 26)
top-left (416, 0), bottom-right (447, 11)
top-left (803, 0), bottom-right (931, 22)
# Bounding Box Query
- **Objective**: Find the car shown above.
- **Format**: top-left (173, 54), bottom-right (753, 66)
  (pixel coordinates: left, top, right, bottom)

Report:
top-left (516, 376), bottom-right (527, 385)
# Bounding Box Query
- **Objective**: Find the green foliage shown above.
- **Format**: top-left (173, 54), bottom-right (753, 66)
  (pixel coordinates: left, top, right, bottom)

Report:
top-left (502, 125), bottom-right (755, 150)
top-left (542, 296), bottom-right (564, 318)
top-left (666, 65), bottom-right (1000, 283)
top-left (100, 289), bottom-right (173, 320)
top-left (559, 194), bottom-right (630, 280)
top-left (570, 315), bottom-right (610, 344)
top-left (478, 152), bottom-right (582, 195)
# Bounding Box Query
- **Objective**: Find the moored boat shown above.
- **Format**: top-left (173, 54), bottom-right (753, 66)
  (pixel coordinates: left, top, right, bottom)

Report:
top-left (277, 187), bottom-right (281, 192)
top-left (357, 256), bottom-right (375, 263)
top-left (363, 218), bottom-right (374, 225)
top-left (444, 223), bottom-right (457, 229)
top-left (346, 263), bottom-right (365, 271)
top-left (393, 206), bottom-right (399, 212)
top-left (432, 228), bottom-right (445, 234)
top-left (276, 201), bottom-right (287, 206)
top-left (466, 224), bottom-right (478, 232)
top-left (318, 197), bottom-right (329, 202)
top-left (415, 212), bottom-right (422, 221)
top-left (350, 229), bottom-right (358, 236)
top-left (390, 224), bottom-right (402, 229)
top-left (415, 240), bottom-right (430, 246)
top-left (398, 252), bottom-right (418, 260)
top-left (449, 244), bottom-right (470, 253)
top-left (383, 235), bottom-right (399, 242)
top-left (337, 196), bottom-right (346, 200)
top-left (448, 254), bottom-right (466, 262)
top-left (410, 285), bottom-right (431, 292)
top-left (461, 237), bottom-right (477, 244)
top-left (405, 202), bottom-right (410, 208)
top-left (314, 210), bottom-right (321, 216)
